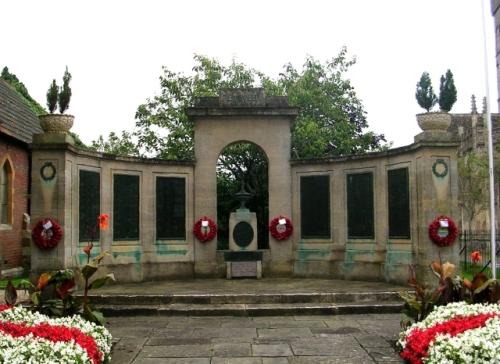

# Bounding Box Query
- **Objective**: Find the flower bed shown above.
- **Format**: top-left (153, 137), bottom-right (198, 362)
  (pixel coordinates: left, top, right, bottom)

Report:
top-left (399, 302), bottom-right (500, 363)
top-left (0, 305), bottom-right (112, 363)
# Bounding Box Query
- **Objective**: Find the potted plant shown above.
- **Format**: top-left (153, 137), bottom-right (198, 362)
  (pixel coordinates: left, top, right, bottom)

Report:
top-left (415, 70), bottom-right (457, 132)
top-left (39, 67), bottom-right (74, 133)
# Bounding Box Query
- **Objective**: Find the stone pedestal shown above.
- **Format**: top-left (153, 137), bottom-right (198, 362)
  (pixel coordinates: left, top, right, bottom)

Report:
top-left (229, 210), bottom-right (257, 251)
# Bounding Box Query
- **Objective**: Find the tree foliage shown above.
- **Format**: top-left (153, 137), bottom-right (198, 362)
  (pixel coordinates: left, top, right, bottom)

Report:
top-left (58, 67), bottom-right (72, 114)
top-left (1, 66), bottom-right (47, 116)
top-left (46, 80), bottom-right (58, 113)
top-left (131, 49), bottom-right (386, 160)
top-left (458, 152), bottom-right (489, 231)
top-left (416, 72), bottom-right (437, 112)
top-left (90, 131), bottom-right (139, 156)
top-left (438, 69), bottom-right (457, 112)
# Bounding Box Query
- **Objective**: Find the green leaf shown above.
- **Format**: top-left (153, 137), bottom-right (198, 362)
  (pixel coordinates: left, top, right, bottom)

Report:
top-left (88, 273), bottom-right (115, 290)
top-left (474, 278), bottom-right (497, 295)
top-left (81, 264), bottom-right (98, 280)
top-left (91, 310), bottom-right (106, 325)
top-left (31, 292), bottom-right (41, 305)
top-left (91, 251), bottom-right (109, 266)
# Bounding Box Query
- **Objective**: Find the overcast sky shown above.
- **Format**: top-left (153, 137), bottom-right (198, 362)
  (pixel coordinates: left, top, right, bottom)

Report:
top-left (2, 0), bottom-right (498, 148)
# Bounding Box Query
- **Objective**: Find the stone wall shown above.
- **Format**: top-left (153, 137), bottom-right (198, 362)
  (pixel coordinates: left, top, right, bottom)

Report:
top-left (30, 135), bottom-right (195, 282)
top-left (0, 134), bottom-right (30, 270)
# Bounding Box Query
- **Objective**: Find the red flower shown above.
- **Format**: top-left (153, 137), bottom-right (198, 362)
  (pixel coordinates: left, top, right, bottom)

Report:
top-left (36, 272), bottom-right (51, 291)
top-left (56, 278), bottom-right (75, 299)
top-left (98, 214), bottom-right (109, 230)
top-left (400, 312), bottom-right (498, 364)
top-left (471, 250), bottom-right (482, 263)
top-left (83, 242), bottom-right (94, 257)
top-left (0, 320), bottom-right (103, 364)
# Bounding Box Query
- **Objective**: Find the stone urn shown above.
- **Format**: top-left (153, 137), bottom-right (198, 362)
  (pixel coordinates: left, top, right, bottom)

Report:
top-left (39, 114), bottom-right (74, 134)
top-left (416, 112), bottom-right (451, 132)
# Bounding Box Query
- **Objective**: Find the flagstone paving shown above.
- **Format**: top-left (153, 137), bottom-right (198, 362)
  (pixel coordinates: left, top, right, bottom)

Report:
top-left (108, 313), bottom-right (404, 363)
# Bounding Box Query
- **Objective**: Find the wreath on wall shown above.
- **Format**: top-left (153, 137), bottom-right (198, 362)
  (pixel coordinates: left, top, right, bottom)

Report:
top-left (428, 215), bottom-right (458, 247)
top-left (32, 218), bottom-right (63, 250)
top-left (269, 215), bottom-right (293, 241)
top-left (193, 216), bottom-right (217, 243)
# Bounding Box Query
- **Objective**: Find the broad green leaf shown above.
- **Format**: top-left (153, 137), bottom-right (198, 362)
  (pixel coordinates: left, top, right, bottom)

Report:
top-left (5, 280), bottom-right (17, 306)
top-left (88, 273), bottom-right (115, 290)
top-left (81, 264), bottom-right (98, 279)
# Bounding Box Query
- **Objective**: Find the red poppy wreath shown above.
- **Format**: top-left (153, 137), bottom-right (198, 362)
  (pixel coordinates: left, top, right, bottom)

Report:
top-left (32, 218), bottom-right (63, 250)
top-left (269, 215), bottom-right (293, 241)
top-left (428, 215), bottom-right (458, 247)
top-left (193, 216), bottom-right (217, 243)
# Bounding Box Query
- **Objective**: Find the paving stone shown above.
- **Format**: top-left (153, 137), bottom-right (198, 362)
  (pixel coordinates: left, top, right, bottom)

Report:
top-left (110, 337), bottom-right (147, 364)
top-left (354, 334), bottom-right (391, 348)
top-left (311, 327), bottom-right (362, 336)
top-left (289, 356), bottom-right (374, 364)
top-left (108, 326), bottom-right (153, 338)
top-left (211, 358), bottom-right (262, 364)
top-left (146, 337), bottom-right (211, 346)
top-left (151, 328), bottom-right (194, 338)
top-left (257, 328), bottom-right (312, 338)
top-left (252, 344), bottom-right (293, 356)
top-left (254, 320), bottom-right (326, 328)
top-left (262, 358), bottom-right (290, 364)
top-left (292, 315), bottom-right (332, 321)
top-left (290, 337), bottom-right (363, 356)
top-left (139, 344), bottom-right (212, 358)
top-left (132, 358), bottom-right (210, 364)
top-left (192, 327), bottom-right (257, 339)
top-left (366, 347), bottom-right (404, 362)
top-left (213, 343), bottom-right (252, 357)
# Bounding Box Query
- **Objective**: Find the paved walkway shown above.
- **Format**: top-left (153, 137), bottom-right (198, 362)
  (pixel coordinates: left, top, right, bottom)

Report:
top-left (108, 313), bottom-right (404, 364)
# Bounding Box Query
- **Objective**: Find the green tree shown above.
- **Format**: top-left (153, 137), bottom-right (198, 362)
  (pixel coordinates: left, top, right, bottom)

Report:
top-left (1, 66), bottom-right (47, 116)
top-left (458, 152), bottom-right (489, 231)
top-left (46, 80), bottom-right (58, 113)
top-left (416, 72), bottom-right (437, 112)
top-left (133, 50), bottom-right (386, 159)
top-left (90, 131), bottom-right (139, 156)
top-left (438, 69), bottom-right (457, 112)
top-left (58, 67), bottom-right (72, 114)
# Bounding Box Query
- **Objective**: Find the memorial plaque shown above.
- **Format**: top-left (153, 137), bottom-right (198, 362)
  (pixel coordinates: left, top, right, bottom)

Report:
top-left (233, 221), bottom-right (254, 248)
top-left (231, 261), bottom-right (257, 277)
top-left (300, 175), bottom-right (330, 239)
top-left (79, 170), bottom-right (100, 241)
top-left (347, 172), bottom-right (374, 238)
top-left (388, 168), bottom-right (410, 239)
top-left (113, 174), bottom-right (140, 240)
top-left (156, 177), bottom-right (186, 240)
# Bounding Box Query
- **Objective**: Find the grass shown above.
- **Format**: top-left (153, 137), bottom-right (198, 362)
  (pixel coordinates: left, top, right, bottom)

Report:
top-left (460, 262), bottom-right (500, 281)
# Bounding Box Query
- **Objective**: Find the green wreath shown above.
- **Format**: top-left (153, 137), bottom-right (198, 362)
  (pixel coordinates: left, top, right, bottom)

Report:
top-left (432, 159), bottom-right (448, 178)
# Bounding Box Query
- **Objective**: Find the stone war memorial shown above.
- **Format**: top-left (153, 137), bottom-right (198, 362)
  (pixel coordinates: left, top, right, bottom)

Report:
top-left (30, 88), bottom-right (459, 285)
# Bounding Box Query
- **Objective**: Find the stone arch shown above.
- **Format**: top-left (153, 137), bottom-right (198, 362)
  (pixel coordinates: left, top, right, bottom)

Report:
top-left (216, 139), bottom-right (269, 249)
top-left (188, 89), bottom-right (298, 276)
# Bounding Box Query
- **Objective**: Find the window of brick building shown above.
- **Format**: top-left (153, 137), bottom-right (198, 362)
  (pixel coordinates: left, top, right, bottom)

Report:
top-left (0, 160), bottom-right (12, 226)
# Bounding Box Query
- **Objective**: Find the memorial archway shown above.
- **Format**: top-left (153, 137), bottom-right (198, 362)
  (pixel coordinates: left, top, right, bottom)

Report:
top-left (216, 141), bottom-right (269, 250)
top-left (187, 89), bottom-right (298, 276)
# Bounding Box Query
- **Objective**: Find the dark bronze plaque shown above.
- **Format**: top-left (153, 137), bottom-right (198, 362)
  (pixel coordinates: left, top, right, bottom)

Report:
top-left (300, 175), bottom-right (330, 239)
top-left (388, 168), bottom-right (410, 239)
top-left (156, 177), bottom-right (186, 240)
top-left (79, 170), bottom-right (100, 241)
top-left (233, 221), bottom-right (254, 248)
top-left (347, 172), bottom-right (374, 239)
top-left (113, 174), bottom-right (140, 240)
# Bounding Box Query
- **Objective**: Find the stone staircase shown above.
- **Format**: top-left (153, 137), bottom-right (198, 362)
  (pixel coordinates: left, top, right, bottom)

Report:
top-left (85, 284), bottom-right (405, 316)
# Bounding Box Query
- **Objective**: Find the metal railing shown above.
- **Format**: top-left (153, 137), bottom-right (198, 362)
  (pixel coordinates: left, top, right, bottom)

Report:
top-left (459, 230), bottom-right (500, 273)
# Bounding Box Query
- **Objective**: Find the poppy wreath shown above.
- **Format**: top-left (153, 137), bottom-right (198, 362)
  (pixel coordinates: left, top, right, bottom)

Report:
top-left (193, 216), bottom-right (217, 243)
top-left (428, 215), bottom-right (458, 247)
top-left (269, 215), bottom-right (293, 241)
top-left (32, 218), bottom-right (63, 250)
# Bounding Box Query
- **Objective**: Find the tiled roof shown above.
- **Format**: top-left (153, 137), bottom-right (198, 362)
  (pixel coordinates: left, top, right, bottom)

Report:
top-left (0, 79), bottom-right (42, 144)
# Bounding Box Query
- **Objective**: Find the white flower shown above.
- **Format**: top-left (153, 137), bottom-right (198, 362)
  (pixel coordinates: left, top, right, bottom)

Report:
top-left (0, 306), bottom-right (112, 363)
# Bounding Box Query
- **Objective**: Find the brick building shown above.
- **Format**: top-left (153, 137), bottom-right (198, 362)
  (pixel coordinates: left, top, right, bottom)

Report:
top-left (0, 79), bottom-right (42, 271)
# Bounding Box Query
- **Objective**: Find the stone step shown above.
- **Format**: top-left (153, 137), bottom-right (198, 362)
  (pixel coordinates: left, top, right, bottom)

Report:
top-left (85, 291), bottom-right (401, 305)
top-left (97, 301), bottom-right (403, 317)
